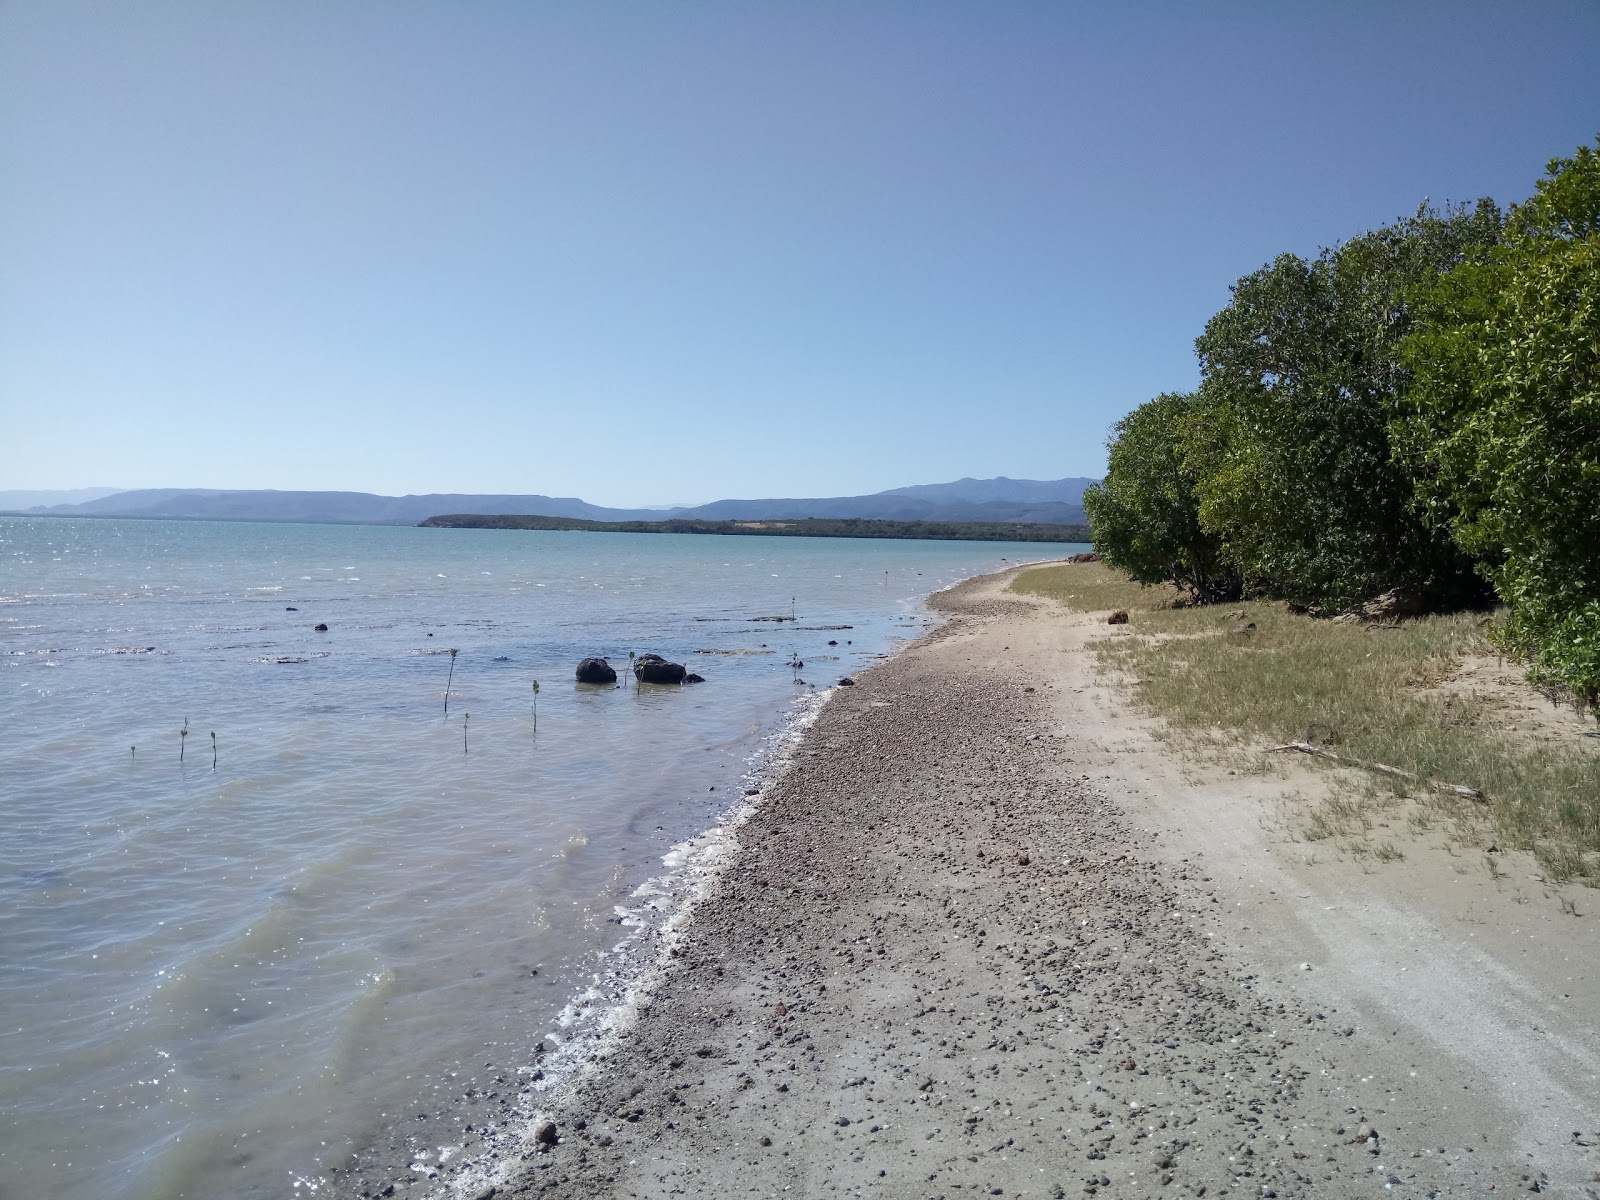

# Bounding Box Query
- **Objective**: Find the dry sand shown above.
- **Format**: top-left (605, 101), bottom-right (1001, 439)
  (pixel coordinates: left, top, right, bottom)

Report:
top-left (349, 568), bottom-right (1600, 1200)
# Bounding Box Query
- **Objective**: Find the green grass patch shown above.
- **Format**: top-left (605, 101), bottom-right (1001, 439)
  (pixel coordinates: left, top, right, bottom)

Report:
top-left (1013, 562), bottom-right (1600, 885)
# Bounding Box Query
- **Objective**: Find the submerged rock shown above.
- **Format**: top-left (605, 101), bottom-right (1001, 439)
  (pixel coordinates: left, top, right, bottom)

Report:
top-left (575, 657), bottom-right (617, 684)
top-left (634, 653), bottom-right (687, 684)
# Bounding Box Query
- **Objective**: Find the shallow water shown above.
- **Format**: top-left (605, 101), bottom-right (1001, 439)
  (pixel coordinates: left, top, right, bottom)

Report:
top-left (0, 517), bottom-right (1080, 1198)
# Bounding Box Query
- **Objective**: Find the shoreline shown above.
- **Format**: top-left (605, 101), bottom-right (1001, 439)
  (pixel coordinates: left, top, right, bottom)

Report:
top-left (342, 564), bottom-right (1598, 1199)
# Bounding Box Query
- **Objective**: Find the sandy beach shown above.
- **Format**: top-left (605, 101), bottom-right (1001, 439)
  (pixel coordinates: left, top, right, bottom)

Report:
top-left (347, 567), bottom-right (1600, 1200)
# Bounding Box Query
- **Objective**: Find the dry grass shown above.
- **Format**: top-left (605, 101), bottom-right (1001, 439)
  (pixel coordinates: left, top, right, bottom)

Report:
top-left (1014, 561), bottom-right (1600, 885)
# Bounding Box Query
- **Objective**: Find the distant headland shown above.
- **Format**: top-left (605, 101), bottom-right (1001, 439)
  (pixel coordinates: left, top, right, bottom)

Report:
top-left (417, 513), bottom-right (1093, 543)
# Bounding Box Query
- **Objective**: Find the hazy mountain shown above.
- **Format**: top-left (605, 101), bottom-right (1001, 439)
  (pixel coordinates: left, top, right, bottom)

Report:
top-left (671, 477), bottom-right (1093, 523)
top-left (877, 476), bottom-right (1095, 506)
top-left (0, 487), bottom-right (126, 510)
top-left (22, 489), bottom-right (666, 524)
top-left (18, 476), bottom-right (1094, 526)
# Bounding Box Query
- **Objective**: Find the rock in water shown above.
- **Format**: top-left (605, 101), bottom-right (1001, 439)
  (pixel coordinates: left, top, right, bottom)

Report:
top-left (634, 653), bottom-right (687, 684)
top-left (575, 657), bottom-right (617, 684)
top-left (313, 622), bottom-right (329, 632)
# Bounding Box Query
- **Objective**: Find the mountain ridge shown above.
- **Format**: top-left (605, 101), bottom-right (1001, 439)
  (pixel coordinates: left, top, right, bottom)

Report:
top-left (10, 476), bottom-right (1095, 527)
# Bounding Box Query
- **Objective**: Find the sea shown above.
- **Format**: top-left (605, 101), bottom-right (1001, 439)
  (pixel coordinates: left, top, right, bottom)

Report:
top-left (0, 516), bottom-right (1082, 1199)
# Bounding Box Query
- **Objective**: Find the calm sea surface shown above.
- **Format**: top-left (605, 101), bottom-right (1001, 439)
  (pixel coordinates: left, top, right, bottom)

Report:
top-left (0, 517), bottom-right (1080, 1199)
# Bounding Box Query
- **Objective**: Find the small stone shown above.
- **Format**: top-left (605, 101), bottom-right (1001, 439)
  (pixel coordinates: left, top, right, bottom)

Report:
top-left (534, 1121), bottom-right (558, 1147)
top-left (1107, 610), bottom-right (1130, 625)
top-left (314, 623), bottom-right (329, 632)
top-left (836, 1116), bottom-right (851, 1127)
top-left (839, 677), bottom-right (856, 686)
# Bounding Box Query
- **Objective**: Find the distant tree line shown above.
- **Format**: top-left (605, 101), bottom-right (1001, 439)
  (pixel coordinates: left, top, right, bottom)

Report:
top-left (1084, 139), bottom-right (1600, 708)
top-left (419, 513), bottom-right (1093, 544)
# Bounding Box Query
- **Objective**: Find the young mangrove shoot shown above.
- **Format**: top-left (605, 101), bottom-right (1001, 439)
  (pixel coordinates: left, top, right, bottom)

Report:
top-left (463, 712), bottom-right (469, 754)
top-left (444, 647), bottom-right (459, 717)
top-left (532, 679), bottom-right (540, 729)
top-left (180, 718), bottom-right (188, 762)
top-left (210, 731), bottom-right (217, 771)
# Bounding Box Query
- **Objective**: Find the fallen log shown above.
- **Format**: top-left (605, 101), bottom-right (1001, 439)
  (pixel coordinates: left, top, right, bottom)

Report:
top-left (1265, 741), bottom-right (1485, 802)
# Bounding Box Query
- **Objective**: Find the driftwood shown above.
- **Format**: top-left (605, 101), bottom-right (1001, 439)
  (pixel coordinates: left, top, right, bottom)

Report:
top-left (1266, 741), bottom-right (1486, 802)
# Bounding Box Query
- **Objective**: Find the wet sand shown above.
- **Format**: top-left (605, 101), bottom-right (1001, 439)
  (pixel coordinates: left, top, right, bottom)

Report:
top-left (347, 567), bottom-right (1600, 1199)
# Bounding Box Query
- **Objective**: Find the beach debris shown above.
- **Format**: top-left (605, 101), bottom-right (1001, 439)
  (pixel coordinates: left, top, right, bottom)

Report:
top-left (634, 653), bottom-right (687, 684)
top-left (1107, 610), bottom-right (1129, 625)
top-left (575, 657), bottom-right (617, 684)
top-left (314, 623), bottom-right (328, 632)
top-left (1266, 741), bottom-right (1485, 800)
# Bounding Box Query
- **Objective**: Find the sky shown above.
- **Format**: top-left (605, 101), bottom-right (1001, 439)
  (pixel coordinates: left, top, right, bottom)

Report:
top-left (2, 2), bottom-right (1596, 507)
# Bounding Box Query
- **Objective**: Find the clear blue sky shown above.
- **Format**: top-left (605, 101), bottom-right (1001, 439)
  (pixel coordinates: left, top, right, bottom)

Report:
top-left (2, 2), bottom-right (1595, 507)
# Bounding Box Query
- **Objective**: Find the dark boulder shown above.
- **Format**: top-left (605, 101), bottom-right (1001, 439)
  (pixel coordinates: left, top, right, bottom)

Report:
top-left (575, 657), bottom-right (617, 684)
top-left (1106, 610), bottom-right (1129, 625)
top-left (684, 672), bottom-right (706, 684)
top-left (314, 622), bottom-right (328, 632)
top-left (838, 676), bottom-right (856, 686)
top-left (1066, 552), bottom-right (1101, 564)
top-left (634, 653), bottom-right (687, 684)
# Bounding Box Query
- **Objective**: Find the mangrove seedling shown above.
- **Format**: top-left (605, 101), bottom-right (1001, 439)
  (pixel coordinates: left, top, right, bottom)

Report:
top-left (628, 650), bottom-right (636, 688)
top-left (463, 712), bottom-right (469, 754)
top-left (444, 648), bottom-right (460, 716)
top-left (532, 679), bottom-right (540, 729)
top-left (210, 731), bottom-right (217, 770)
top-left (180, 718), bottom-right (188, 762)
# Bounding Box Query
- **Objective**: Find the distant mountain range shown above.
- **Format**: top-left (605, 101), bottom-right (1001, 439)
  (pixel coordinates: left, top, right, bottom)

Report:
top-left (7, 476), bottom-right (1095, 527)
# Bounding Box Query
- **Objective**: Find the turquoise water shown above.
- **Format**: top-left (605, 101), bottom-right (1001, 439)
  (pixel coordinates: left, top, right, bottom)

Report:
top-left (0, 517), bottom-right (1080, 1199)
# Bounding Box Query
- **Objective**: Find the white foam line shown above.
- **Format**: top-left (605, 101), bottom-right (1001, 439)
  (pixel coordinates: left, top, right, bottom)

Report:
top-left (435, 686), bottom-right (834, 1199)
